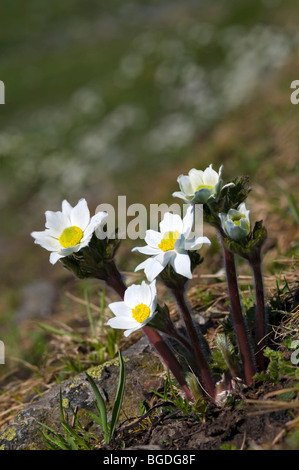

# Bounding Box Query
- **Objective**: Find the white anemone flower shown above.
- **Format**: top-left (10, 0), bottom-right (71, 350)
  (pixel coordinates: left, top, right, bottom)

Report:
top-left (31, 198), bottom-right (108, 264)
top-left (107, 280), bottom-right (157, 337)
top-left (172, 164), bottom-right (230, 204)
top-left (219, 202), bottom-right (251, 241)
top-left (132, 205), bottom-right (210, 282)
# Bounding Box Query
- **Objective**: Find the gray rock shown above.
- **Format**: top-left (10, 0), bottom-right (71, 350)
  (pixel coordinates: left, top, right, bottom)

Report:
top-left (0, 336), bottom-right (164, 450)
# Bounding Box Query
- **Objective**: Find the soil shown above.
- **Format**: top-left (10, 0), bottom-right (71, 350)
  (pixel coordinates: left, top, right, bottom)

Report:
top-left (98, 377), bottom-right (296, 451)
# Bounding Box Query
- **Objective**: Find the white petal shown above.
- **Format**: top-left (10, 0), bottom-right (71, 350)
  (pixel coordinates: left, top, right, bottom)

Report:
top-left (31, 231), bottom-right (61, 252)
top-left (144, 258), bottom-right (165, 282)
top-left (182, 205), bottom-right (194, 239)
top-left (134, 259), bottom-right (151, 272)
top-left (185, 235), bottom-right (211, 250)
top-left (159, 212), bottom-right (183, 235)
top-left (149, 280), bottom-right (157, 302)
top-left (70, 198), bottom-right (90, 230)
top-left (124, 326), bottom-right (142, 337)
top-left (78, 233), bottom-right (93, 250)
top-left (106, 316), bottom-right (138, 330)
top-left (138, 281), bottom-right (152, 306)
top-left (171, 252), bottom-right (192, 279)
top-left (219, 212), bottom-right (227, 228)
top-left (124, 284), bottom-right (144, 308)
top-left (177, 174), bottom-right (194, 195)
top-left (203, 164), bottom-right (219, 186)
top-left (144, 229), bottom-right (163, 248)
top-left (61, 200), bottom-right (73, 217)
top-left (149, 281), bottom-right (157, 312)
top-left (45, 210), bottom-right (69, 236)
top-left (222, 182), bottom-right (234, 191)
top-left (81, 211), bottom-right (107, 243)
top-left (108, 301), bottom-right (132, 318)
top-left (237, 203), bottom-right (250, 221)
top-left (132, 245), bottom-right (160, 255)
top-left (172, 191), bottom-right (190, 203)
top-left (188, 169), bottom-right (204, 192)
top-left (49, 251), bottom-right (65, 264)
top-left (154, 250), bottom-right (174, 266)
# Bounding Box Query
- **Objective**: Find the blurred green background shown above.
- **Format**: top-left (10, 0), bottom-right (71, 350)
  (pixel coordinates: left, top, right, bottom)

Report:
top-left (0, 0), bottom-right (298, 372)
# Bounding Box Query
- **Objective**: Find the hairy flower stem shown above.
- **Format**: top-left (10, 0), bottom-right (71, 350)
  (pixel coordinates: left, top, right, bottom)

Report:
top-left (221, 243), bottom-right (256, 385)
top-left (164, 323), bottom-right (194, 356)
top-left (101, 263), bottom-right (194, 401)
top-left (103, 261), bottom-right (127, 298)
top-left (250, 255), bottom-right (266, 371)
top-left (170, 286), bottom-right (216, 402)
top-left (142, 326), bottom-right (194, 401)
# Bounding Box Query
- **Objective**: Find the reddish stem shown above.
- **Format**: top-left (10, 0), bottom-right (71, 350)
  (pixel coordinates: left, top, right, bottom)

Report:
top-left (222, 244), bottom-right (256, 385)
top-left (170, 287), bottom-right (216, 402)
top-left (103, 263), bottom-right (194, 401)
top-left (143, 326), bottom-right (194, 401)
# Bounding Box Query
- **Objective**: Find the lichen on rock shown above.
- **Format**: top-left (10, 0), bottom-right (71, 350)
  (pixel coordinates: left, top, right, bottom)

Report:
top-left (0, 336), bottom-right (163, 450)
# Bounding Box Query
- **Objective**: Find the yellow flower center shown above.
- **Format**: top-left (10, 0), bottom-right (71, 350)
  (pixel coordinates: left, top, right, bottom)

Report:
top-left (195, 184), bottom-right (214, 191)
top-left (158, 230), bottom-right (180, 252)
top-left (59, 226), bottom-right (83, 248)
top-left (131, 303), bottom-right (151, 323)
top-left (232, 214), bottom-right (245, 226)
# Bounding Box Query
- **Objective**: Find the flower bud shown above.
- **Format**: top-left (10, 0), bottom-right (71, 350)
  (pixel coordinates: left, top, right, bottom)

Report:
top-left (219, 202), bottom-right (250, 241)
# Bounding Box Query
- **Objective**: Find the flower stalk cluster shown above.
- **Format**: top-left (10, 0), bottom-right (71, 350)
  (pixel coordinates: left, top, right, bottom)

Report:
top-left (31, 163), bottom-right (268, 405)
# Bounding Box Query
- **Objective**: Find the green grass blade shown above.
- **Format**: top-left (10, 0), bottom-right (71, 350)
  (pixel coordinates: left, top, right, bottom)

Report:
top-left (60, 422), bottom-right (91, 450)
top-left (109, 350), bottom-right (126, 440)
top-left (284, 191), bottom-right (299, 226)
top-left (37, 322), bottom-right (80, 342)
top-left (38, 422), bottom-right (70, 450)
top-left (85, 372), bottom-right (109, 442)
top-left (84, 290), bottom-right (97, 339)
top-left (85, 409), bottom-right (104, 427)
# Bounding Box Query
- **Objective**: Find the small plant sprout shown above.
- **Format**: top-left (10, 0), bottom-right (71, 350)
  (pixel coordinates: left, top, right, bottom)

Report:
top-left (132, 205), bottom-right (210, 281)
top-left (31, 198), bottom-right (108, 264)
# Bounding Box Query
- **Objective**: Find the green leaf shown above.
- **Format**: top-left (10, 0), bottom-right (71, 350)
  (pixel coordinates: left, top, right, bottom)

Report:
top-left (36, 322), bottom-right (80, 342)
top-left (38, 422), bottom-right (70, 450)
top-left (109, 350), bottom-right (126, 440)
top-left (85, 371), bottom-right (109, 442)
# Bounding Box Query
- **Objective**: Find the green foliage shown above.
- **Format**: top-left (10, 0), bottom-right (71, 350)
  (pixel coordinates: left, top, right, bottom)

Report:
top-left (39, 350), bottom-right (126, 449)
top-left (60, 231), bottom-right (121, 280)
top-left (151, 370), bottom-right (207, 418)
top-left (284, 191), bottom-right (299, 227)
top-left (222, 219), bottom-right (267, 262)
top-left (254, 347), bottom-right (298, 383)
top-left (85, 350), bottom-right (126, 444)
top-left (220, 444), bottom-right (237, 450)
top-left (39, 389), bottom-right (96, 450)
top-left (211, 333), bottom-right (240, 378)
